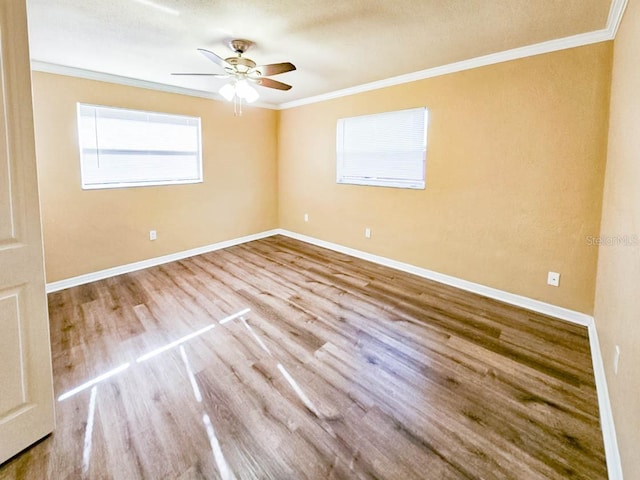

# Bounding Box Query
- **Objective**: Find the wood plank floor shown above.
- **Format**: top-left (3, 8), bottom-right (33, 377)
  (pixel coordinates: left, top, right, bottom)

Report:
top-left (0, 235), bottom-right (607, 479)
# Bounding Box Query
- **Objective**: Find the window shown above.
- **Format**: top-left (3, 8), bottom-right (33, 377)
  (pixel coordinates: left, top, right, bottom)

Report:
top-left (336, 107), bottom-right (428, 189)
top-left (77, 104), bottom-right (202, 189)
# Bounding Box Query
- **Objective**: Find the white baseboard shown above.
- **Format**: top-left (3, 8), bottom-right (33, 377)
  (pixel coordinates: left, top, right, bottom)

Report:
top-left (588, 323), bottom-right (623, 480)
top-left (275, 228), bottom-right (622, 479)
top-left (45, 229), bottom-right (280, 293)
top-left (276, 229), bottom-right (591, 325)
top-left (45, 227), bottom-right (622, 479)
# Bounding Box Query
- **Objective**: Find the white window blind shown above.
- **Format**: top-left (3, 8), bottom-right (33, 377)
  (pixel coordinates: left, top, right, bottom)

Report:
top-left (77, 104), bottom-right (203, 189)
top-left (336, 107), bottom-right (428, 189)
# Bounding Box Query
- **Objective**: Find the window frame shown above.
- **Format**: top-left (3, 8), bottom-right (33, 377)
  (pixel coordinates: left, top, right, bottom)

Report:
top-left (77, 103), bottom-right (203, 190)
top-left (336, 107), bottom-right (428, 190)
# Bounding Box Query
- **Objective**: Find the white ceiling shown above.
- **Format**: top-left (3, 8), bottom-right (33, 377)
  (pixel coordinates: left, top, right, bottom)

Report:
top-left (26, 0), bottom-right (616, 106)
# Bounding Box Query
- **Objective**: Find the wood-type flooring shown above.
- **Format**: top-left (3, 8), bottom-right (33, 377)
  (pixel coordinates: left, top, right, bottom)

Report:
top-left (0, 235), bottom-right (607, 479)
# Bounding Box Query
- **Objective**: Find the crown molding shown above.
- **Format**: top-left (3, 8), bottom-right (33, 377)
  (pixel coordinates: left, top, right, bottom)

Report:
top-left (607, 0), bottom-right (629, 37)
top-left (279, 0), bottom-right (627, 110)
top-left (278, 30), bottom-right (611, 110)
top-left (30, 0), bottom-right (627, 112)
top-left (29, 60), bottom-right (278, 110)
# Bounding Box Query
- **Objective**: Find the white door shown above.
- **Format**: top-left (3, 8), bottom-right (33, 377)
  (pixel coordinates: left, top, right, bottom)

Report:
top-left (0, 0), bottom-right (55, 464)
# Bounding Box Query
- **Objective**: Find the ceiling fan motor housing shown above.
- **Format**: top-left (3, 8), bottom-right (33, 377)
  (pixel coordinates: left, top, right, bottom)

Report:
top-left (225, 56), bottom-right (257, 73)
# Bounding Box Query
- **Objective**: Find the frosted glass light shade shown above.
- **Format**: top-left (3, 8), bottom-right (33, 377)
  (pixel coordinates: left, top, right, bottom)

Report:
top-left (219, 83), bottom-right (236, 102)
top-left (235, 80), bottom-right (259, 103)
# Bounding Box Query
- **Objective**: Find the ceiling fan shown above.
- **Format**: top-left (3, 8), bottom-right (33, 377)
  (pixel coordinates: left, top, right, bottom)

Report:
top-left (172, 39), bottom-right (296, 113)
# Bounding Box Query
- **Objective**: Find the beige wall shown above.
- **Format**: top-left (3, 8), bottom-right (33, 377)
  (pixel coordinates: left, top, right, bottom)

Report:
top-left (30, 24), bottom-right (637, 476)
top-left (278, 43), bottom-right (612, 314)
top-left (32, 72), bottom-right (278, 282)
top-left (594, 0), bottom-right (640, 477)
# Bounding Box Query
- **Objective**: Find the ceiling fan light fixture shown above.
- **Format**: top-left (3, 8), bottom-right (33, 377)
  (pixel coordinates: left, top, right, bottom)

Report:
top-left (218, 80), bottom-right (259, 104)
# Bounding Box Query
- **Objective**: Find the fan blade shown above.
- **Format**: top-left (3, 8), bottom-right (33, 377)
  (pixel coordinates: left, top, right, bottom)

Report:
top-left (255, 62), bottom-right (296, 76)
top-left (197, 48), bottom-right (231, 69)
top-left (257, 77), bottom-right (292, 91)
top-left (171, 73), bottom-right (230, 77)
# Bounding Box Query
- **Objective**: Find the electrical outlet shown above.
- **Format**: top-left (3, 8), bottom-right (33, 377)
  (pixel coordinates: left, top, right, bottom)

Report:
top-left (149, 230), bottom-right (157, 241)
top-left (304, 213), bottom-right (309, 222)
top-left (547, 271), bottom-right (560, 287)
top-left (614, 345), bottom-right (620, 375)
top-left (365, 227), bottom-right (371, 239)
